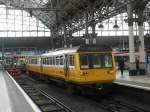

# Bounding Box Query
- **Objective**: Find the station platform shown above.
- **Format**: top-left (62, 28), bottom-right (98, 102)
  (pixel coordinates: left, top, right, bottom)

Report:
top-left (0, 71), bottom-right (40, 112)
top-left (114, 70), bottom-right (150, 91)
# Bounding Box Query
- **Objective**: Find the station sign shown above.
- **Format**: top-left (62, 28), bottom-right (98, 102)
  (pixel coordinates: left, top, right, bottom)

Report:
top-left (147, 53), bottom-right (150, 64)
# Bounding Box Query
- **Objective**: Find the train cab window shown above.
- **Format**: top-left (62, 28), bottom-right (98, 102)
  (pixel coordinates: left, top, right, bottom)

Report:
top-left (92, 54), bottom-right (102, 68)
top-left (45, 58), bottom-right (47, 65)
top-left (69, 55), bottom-right (74, 66)
top-left (43, 58), bottom-right (45, 65)
top-left (60, 56), bottom-right (64, 65)
top-left (80, 55), bottom-right (89, 69)
top-left (80, 53), bottom-right (112, 69)
top-left (103, 54), bottom-right (112, 67)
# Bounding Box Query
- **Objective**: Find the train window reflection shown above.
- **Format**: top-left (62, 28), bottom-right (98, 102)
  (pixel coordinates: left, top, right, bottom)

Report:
top-left (69, 55), bottom-right (74, 66)
top-left (80, 53), bottom-right (112, 69)
top-left (80, 55), bottom-right (89, 69)
top-left (104, 55), bottom-right (112, 67)
top-left (92, 54), bottom-right (102, 68)
top-left (60, 56), bottom-right (64, 65)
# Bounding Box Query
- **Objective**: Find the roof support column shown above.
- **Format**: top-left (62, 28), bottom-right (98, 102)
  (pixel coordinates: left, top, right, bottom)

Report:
top-left (85, 12), bottom-right (89, 35)
top-left (84, 11), bottom-right (97, 45)
top-left (91, 10), bottom-right (97, 44)
top-left (50, 29), bottom-right (55, 49)
top-left (84, 12), bottom-right (90, 44)
top-left (127, 2), bottom-right (135, 75)
top-left (137, 7), bottom-right (146, 74)
top-left (63, 25), bottom-right (67, 48)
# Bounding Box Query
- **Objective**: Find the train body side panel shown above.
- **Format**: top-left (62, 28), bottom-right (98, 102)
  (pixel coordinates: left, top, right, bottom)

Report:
top-left (27, 64), bottom-right (41, 73)
top-left (42, 66), bottom-right (65, 79)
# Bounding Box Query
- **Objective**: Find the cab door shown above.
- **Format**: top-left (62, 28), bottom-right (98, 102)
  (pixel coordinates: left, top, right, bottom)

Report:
top-left (64, 54), bottom-right (76, 81)
top-left (40, 57), bottom-right (43, 74)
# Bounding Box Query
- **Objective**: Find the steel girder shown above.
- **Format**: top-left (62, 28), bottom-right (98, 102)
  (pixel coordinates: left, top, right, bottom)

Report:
top-left (0, 0), bottom-right (149, 35)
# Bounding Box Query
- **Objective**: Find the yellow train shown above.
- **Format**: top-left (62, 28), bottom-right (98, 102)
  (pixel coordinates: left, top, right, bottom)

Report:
top-left (27, 45), bottom-right (116, 90)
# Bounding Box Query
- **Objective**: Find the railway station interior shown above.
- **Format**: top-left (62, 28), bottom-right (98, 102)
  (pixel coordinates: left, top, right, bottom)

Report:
top-left (0, 0), bottom-right (150, 112)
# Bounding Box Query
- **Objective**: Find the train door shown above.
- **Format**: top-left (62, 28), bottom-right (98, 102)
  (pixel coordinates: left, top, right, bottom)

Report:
top-left (64, 54), bottom-right (75, 81)
top-left (64, 55), bottom-right (69, 80)
top-left (40, 57), bottom-right (43, 73)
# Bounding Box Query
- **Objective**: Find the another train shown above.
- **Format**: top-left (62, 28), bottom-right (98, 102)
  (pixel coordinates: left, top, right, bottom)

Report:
top-left (27, 45), bottom-right (116, 91)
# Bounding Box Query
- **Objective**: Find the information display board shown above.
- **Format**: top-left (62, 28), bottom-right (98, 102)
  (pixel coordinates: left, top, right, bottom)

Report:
top-left (146, 53), bottom-right (150, 74)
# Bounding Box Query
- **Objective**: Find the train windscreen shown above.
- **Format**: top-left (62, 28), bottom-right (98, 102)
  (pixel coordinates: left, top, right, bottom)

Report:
top-left (80, 53), bottom-right (112, 69)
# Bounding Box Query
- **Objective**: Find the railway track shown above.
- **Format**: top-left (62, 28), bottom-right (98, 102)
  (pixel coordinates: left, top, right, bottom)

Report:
top-left (14, 76), bottom-right (73, 112)
top-left (87, 94), bottom-right (150, 112)
top-left (14, 75), bottom-right (150, 112)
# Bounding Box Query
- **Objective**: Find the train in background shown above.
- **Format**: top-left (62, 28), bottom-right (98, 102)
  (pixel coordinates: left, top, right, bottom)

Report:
top-left (26, 45), bottom-right (116, 92)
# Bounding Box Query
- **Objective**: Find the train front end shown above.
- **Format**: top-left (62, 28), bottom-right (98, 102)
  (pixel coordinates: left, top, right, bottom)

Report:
top-left (74, 45), bottom-right (116, 85)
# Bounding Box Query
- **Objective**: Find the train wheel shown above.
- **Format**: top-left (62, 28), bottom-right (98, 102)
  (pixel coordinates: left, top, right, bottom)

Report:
top-left (65, 83), bottom-right (77, 94)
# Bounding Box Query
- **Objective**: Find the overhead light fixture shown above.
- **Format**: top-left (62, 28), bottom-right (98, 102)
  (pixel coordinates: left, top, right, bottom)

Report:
top-left (113, 19), bottom-right (119, 29)
top-left (98, 23), bottom-right (104, 29)
top-left (145, 33), bottom-right (150, 37)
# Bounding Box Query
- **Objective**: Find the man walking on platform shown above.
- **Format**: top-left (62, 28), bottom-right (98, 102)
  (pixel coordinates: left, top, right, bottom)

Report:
top-left (118, 57), bottom-right (125, 77)
top-left (135, 56), bottom-right (140, 75)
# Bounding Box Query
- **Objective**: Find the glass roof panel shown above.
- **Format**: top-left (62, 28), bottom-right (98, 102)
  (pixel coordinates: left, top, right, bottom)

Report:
top-left (0, 4), bottom-right (50, 37)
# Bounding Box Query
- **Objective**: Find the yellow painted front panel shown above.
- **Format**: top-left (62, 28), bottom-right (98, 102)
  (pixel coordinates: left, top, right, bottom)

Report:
top-left (67, 53), bottom-right (116, 84)
top-left (78, 68), bottom-right (116, 84)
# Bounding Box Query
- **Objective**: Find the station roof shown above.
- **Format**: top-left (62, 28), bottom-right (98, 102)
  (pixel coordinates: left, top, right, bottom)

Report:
top-left (0, 0), bottom-right (149, 34)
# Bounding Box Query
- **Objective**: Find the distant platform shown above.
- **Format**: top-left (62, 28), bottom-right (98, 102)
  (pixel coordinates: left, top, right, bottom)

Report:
top-left (0, 71), bottom-right (40, 112)
top-left (114, 70), bottom-right (150, 91)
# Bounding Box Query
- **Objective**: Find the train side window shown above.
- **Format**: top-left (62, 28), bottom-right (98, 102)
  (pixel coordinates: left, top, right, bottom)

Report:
top-left (80, 55), bottom-right (89, 69)
top-left (41, 58), bottom-right (43, 64)
top-left (45, 58), bottom-right (46, 65)
top-left (52, 57), bottom-right (55, 65)
top-left (56, 56), bottom-right (60, 65)
top-left (47, 57), bottom-right (49, 65)
top-left (42, 58), bottom-right (44, 65)
top-left (50, 57), bottom-right (52, 65)
top-left (60, 56), bottom-right (64, 65)
top-left (69, 55), bottom-right (74, 66)
top-left (44, 58), bottom-right (46, 65)
top-left (45, 58), bottom-right (47, 65)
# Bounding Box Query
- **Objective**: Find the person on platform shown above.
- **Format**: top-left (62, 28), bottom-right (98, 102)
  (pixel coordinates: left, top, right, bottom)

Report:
top-left (135, 56), bottom-right (140, 75)
top-left (118, 57), bottom-right (125, 77)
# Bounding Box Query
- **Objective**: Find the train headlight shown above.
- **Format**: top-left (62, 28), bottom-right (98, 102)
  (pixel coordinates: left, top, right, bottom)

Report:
top-left (107, 70), bottom-right (114, 74)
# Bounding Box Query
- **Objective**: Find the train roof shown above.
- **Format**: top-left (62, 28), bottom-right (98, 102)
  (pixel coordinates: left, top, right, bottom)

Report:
top-left (42, 45), bottom-right (112, 56)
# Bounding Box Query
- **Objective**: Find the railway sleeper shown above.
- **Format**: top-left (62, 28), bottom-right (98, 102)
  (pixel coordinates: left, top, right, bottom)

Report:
top-left (35, 99), bottom-right (53, 106)
top-left (40, 104), bottom-right (63, 112)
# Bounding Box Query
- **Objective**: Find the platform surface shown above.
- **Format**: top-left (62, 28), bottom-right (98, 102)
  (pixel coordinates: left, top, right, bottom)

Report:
top-left (0, 71), bottom-right (40, 112)
top-left (114, 70), bottom-right (150, 90)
